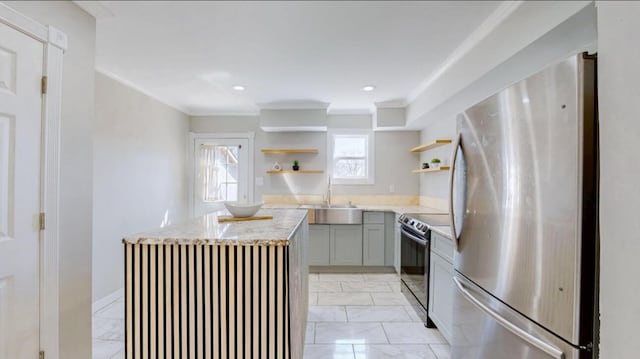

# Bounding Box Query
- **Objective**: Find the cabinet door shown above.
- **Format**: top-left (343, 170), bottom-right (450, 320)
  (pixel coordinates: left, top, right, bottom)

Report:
top-left (428, 252), bottom-right (454, 343)
top-left (363, 224), bottom-right (385, 265)
top-left (309, 225), bottom-right (331, 265)
top-left (431, 232), bottom-right (455, 263)
top-left (394, 214), bottom-right (401, 273)
top-left (330, 225), bottom-right (362, 265)
top-left (384, 212), bottom-right (395, 266)
top-left (363, 211), bottom-right (385, 224)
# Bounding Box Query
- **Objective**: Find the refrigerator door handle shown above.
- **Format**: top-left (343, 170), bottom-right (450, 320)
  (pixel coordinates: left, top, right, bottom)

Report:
top-left (448, 133), bottom-right (462, 249)
top-left (453, 277), bottom-right (565, 359)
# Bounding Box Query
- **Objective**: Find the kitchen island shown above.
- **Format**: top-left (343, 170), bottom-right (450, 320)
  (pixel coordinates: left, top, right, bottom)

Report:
top-left (122, 209), bottom-right (309, 359)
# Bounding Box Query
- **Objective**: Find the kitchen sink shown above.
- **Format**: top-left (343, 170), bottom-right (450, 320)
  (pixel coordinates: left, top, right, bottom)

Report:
top-left (319, 204), bottom-right (357, 209)
top-left (299, 204), bottom-right (362, 224)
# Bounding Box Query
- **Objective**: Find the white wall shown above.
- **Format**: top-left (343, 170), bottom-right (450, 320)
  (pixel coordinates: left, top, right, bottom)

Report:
top-left (409, 4), bottom-right (597, 131)
top-left (416, 5), bottom-right (597, 211)
top-left (93, 72), bottom-right (189, 301)
top-left (3, 1), bottom-right (95, 358)
top-left (407, 2), bottom-right (594, 129)
top-left (419, 118), bottom-right (456, 208)
top-left (190, 115), bottom-right (420, 201)
top-left (597, 2), bottom-right (640, 358)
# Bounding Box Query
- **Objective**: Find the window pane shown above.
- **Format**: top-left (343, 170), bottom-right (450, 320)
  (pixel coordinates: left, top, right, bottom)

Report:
top-left (226, 164), bottom-right (238, 181)
top-left (334, 136), bottom-right (366, 157)
top-left (227, 146), bottom-right (239, 162)
top-left (201, 144), bottom-right (240, 202)
top-left (334, 159), bottom-right (366, 178)
top-left (225, 183), bottom-right (238, 201)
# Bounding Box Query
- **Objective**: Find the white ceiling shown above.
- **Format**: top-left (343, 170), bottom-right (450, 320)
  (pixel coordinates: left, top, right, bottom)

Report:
top-left (88, 1), bottom-right (501, 115)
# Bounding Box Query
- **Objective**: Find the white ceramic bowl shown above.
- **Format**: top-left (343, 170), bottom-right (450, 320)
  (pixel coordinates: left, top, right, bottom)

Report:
top-left (224, 202), bottom-right (263, 218)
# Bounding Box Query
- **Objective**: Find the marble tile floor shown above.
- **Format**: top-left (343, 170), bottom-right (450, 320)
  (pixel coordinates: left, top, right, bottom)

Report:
top-left (306, 273), bottom-right (450, 359)
top-left (92, 273), bottom-right (451, 358)
top-left (92, 296), bottom-right (125, 359)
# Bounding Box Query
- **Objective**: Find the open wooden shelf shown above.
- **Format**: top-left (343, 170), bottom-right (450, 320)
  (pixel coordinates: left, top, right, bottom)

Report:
top-left (412, 166), bottom-right (450, 174)
top-left (266, 170), bottom-right (324, 174)
top-left (410, 139), bottom-right (452, 153)
top-left (261, 149), bottom-right (319, 154)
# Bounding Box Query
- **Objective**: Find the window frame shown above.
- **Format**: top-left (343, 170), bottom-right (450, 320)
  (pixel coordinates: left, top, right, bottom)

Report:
top-left (327, 129), bottom-right (375, 185)
top-left (188, 132), bottom-right (255, 218)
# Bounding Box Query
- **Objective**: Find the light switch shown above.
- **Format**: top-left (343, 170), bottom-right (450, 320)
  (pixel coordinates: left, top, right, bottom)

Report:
top-left (255, 177), bottom-right (264, 186)
top-left (389, 184), bottom-right (395, 193)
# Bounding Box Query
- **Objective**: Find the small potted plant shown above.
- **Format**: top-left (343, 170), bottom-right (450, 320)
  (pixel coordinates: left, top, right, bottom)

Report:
top-left (422, 162), bottom-right (430, 169)
top-left (431, 158), bottom-right (441, 168)
top-left (292, 160), bottom-right (300, 171)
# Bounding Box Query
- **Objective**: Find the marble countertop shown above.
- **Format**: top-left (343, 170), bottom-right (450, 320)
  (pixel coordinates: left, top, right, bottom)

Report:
top-left (264, 203), bottom-right (453, 240)
top-left (263, 203), bottom-right (446, 215)
top-left (429, 225), bottom-right (453, 240)
top-left (123, 209), bottom-right (307, 246)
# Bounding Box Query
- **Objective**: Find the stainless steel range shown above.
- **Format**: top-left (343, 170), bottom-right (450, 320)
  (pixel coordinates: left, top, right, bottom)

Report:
top-left (398, 213), bottom-right (450, 328)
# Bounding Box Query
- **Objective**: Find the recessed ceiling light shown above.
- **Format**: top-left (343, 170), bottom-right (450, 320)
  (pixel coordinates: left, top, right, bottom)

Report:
top-left (232, 85), bottom-right (246, 91)
top-left (362, 85), bottom-right (376, 92)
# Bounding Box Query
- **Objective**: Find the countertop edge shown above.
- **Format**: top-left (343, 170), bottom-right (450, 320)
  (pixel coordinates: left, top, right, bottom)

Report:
top-left (430, 225), bottom-right (453, 241)
top-left (264, 204), bottom-right (447, 215)
top-left (265, 203), bottom-right (454, 240)
top-left (122, 209), bottom-right (308, 246)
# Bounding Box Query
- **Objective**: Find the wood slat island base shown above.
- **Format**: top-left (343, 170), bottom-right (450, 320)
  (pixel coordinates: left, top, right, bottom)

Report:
top-left (122, 209), bottom-right (309, 359)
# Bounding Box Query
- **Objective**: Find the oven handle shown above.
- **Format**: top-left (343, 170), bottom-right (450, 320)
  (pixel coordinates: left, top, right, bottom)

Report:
top-left (401, 227), bottom-right (427, 246)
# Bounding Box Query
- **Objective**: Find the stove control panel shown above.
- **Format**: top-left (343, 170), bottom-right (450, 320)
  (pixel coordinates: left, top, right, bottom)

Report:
top-left (399, 214), bottom-right (430, 235)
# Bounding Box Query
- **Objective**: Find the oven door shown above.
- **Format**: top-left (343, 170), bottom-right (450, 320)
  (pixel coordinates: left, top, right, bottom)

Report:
top-left (400, 226), bottom-right (428, 312)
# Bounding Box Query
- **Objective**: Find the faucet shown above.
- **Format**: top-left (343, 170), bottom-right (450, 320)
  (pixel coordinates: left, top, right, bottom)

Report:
top-left (326, 176), bottom-right (332, 206)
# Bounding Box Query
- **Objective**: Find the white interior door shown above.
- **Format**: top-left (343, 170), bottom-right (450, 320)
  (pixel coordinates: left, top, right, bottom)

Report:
top-left (0, 22), bottom-right (44, 359)
top-left (193, 138), bottom-right (249, 216)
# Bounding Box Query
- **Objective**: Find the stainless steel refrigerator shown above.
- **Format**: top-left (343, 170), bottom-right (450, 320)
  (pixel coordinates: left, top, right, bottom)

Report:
top-left (450, 53), bottom-right (598, 359)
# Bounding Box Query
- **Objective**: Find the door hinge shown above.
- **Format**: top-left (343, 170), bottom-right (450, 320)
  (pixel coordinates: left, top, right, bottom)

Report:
top-left (39, 213), bottom-right (46, 231)
top-left (41, 76), bottom-right (48, 95)
top-left (39, 351), bottom-right (45, 359)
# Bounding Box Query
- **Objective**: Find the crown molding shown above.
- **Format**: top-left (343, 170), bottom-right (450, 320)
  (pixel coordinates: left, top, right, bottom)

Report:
top-left (73, 1), bottom-right (114, 19)
top-left (95, 67), bottom-right (192, 115)
top-left (408, 1), bottom-right (524, 102)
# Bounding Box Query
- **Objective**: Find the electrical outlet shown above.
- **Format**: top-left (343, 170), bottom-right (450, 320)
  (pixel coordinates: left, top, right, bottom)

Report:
top-left (255, 177), bottom-right (264, 186)
top-left (389, 184), bottom-right (395, 193)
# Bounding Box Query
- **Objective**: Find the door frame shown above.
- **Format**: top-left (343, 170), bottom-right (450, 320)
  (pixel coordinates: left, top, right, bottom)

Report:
top-left (0, 4), bottom-right (66, 359)
top-left (188, 132), bottom-right (255, 218)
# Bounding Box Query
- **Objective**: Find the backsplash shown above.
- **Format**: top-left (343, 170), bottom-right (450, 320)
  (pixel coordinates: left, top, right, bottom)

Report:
top-left (419, 195), bottom-right (448, 212)
top-left (262, 194), bottom-right (419, 206)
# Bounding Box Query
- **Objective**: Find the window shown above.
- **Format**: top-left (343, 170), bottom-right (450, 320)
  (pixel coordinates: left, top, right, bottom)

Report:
top-left (191, 134), bottom-right (252, 217)
top-left (200, 144), bottom-right (240, 202)
top-left (329, 131), bottom-right (374, 184)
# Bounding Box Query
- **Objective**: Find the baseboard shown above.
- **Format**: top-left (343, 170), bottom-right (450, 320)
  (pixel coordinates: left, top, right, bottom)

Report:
top-left (309, 266), bottom-right (396, 274)
top-left (92, 287), bottom-right (124, 314)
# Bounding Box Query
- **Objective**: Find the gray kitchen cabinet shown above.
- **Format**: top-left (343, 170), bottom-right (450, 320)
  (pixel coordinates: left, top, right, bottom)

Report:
top-left (309, 225), bottom-right (331, 265)
top-left (384, 212), bottom-right (395, 266)
top-left (428, 232), bottom-right (455, 343)
top-left (330, 225), bottom-right (363, 265)
top-left (363, 211), bottom-right (385, 224)
top-left (309, 212), bottom-right (395, 268)
top-left (363, 223), bottom-right (385, 265)
top-left (394, 213), bottom-right (401, 273)
top-left (431, 230), bottom-right (455, 263)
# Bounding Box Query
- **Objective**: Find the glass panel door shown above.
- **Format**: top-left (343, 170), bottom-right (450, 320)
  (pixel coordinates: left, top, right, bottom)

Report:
top-left (194, 138), bottom-right (249, 216)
